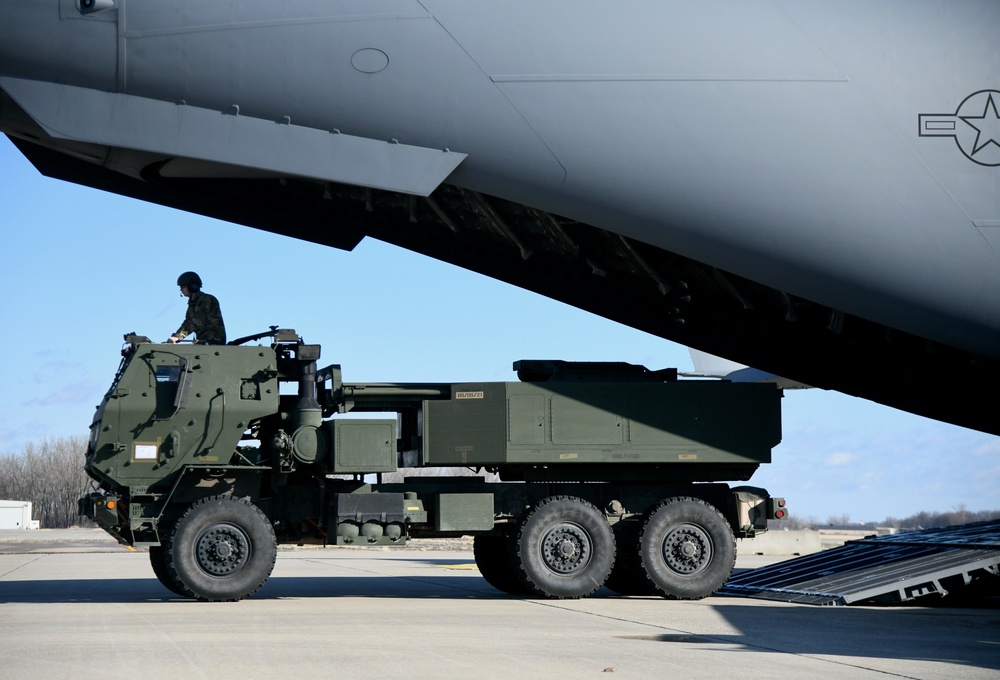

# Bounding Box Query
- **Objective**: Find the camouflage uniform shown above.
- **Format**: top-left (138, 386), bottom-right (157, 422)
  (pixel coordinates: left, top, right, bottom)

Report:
top-left (174, 290), bottom-right (226, 344)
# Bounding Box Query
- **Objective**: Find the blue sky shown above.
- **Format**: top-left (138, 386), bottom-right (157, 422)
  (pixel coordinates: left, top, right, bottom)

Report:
top-left (2, 135), bottom-right (997, 523)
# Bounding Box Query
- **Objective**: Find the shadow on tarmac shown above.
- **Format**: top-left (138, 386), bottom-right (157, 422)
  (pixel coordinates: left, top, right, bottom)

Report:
top-left (0, 574), bottom-right (490, 604)
top-left (1, 574), bottom-right (998, 672)
top-left (710, 601), bottom-right (1000, 672)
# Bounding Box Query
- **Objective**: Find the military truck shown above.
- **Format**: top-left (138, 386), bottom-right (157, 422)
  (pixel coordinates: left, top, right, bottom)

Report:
top-left (79, 329), bottom-right (786, 602)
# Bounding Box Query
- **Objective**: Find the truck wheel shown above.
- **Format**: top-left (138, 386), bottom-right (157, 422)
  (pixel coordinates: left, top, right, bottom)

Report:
top-left (473, 535), bottom-right (531, 595)
top-left (166, 495), bottom-right (277, 602)
top-left (149, 545), bottom-right (187, 597)
top-left (638, 497), bottom-right (735, 600)
top-left (512, 496), bottom-right (615, 599)
top-left (604, 521), bottom-right (655, 596)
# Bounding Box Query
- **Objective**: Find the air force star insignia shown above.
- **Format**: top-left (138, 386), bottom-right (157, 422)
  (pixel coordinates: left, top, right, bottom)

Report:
top-left (919, 90), bottom-right (1000, 167)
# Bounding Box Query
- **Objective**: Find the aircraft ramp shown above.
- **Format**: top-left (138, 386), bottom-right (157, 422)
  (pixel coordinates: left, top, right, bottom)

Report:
top-left (720, 520), bottom-right (1000, 606)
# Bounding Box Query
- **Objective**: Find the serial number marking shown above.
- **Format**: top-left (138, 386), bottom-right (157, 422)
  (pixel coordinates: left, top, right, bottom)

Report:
top-left (456, 391), bottom-right (484, 399)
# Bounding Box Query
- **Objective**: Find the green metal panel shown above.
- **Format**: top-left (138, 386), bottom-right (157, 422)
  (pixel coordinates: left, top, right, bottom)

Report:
top-left (87, 343), bottom-right (280, 490)
top-left (434, 493), bottom-right (495, 532)
top-left (508, 394), bottom-right (546, 445)
top-left (422, 383), bottom-right (507, 465)
top-left (423, 380), bottom-right (780, 467)
top-left (329, 419), bottom-right (397, 473)
top-left (550, 393), bottom-right (624, 445)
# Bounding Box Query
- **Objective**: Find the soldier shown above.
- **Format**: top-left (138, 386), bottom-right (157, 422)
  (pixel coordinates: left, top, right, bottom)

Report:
top-left (168, 271), bottom-right (227, 344)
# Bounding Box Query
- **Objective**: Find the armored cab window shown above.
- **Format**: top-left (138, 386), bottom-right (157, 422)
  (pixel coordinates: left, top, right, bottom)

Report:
top-left (152, 360), bottom-right (191, 419)
top-left (156, 365), bottom-right (182, 383)
top-left (154, 364), bottom-right (181, 419)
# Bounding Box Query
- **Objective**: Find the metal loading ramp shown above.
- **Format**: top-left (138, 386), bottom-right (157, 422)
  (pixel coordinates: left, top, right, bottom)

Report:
top-left (719, 520), bottom-right (1000, 606)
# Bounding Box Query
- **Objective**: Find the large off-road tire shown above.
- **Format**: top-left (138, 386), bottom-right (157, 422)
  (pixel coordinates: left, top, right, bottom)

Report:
top-left (637, 497), bottom-right (736, 600)
top-left (165, 495), bottom-right (277, 602)
top-left (473, 534), bottom-right (531, 595)
top-left (512, 496), bottom-right (615, 599)
top-left (149, 545), bottom-right (187, 597)
top-left (603, 520), bottom-right (656, 596)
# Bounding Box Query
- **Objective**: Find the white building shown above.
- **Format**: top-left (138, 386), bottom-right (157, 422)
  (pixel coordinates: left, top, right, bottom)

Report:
top-left (0, 500), bottom-right (38, 530)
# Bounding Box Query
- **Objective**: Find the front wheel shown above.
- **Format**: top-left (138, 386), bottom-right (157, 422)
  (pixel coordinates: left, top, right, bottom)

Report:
top-left (149, 544), bottom-right (186, 596)
top-left (638, 497), bottom-right (736, 600)
top-left (165, 496), bottom-right (277, 602)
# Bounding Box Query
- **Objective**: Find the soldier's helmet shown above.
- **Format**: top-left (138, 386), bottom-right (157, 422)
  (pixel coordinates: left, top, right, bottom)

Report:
top-left (177, 271), bottom-right (202, 289)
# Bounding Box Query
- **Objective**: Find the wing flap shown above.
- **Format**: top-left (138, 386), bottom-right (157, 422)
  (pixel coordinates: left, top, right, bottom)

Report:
top-left (0, 76), bottom-right (465, 196)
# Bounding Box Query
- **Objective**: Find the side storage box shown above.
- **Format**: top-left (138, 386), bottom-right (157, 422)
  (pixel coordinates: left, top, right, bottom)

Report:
top-left (325, 419), bottom-right (397, 474)
top-left (434, 493), bottom-right (495, 532)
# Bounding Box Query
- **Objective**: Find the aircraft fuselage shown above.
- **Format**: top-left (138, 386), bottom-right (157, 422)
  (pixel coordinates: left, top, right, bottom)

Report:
top-left (2, 1), bottom-right (998, 432)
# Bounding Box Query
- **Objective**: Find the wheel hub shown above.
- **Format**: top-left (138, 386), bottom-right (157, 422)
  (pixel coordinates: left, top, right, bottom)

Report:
top-left (195, 523), bottom-right (251, 576)
top-left (662, 523), bottom-right (713, 575)
top-left (540, 523), bottom-right (592, 574)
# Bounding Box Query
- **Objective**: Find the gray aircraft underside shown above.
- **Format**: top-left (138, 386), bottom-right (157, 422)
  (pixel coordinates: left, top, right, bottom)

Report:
top-left (1, 1), bottom-right (998, 434)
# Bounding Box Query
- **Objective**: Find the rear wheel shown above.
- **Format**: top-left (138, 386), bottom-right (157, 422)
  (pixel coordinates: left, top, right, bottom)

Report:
top-left (604, 520), bottom-right (655, 596)
top-left (166, 495), bottom-right (277, 602)
top-left (512, 496), bottom-right (615, 599)
top-left (638, 497), bottom-right (735, 600)
top-left (473, 534), bottom-right (530, 595)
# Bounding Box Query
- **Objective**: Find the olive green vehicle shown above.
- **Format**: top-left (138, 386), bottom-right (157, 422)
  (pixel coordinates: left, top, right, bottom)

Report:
top-left (79, 329), bottom-right (786, 602)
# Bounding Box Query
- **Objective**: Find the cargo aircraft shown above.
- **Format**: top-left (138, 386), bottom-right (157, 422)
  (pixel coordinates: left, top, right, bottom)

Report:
top-left (1, 1), bottom-right (998, 433)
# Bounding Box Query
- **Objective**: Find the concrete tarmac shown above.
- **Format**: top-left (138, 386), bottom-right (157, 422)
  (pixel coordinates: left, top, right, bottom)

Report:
top-left (1, 530), bottom-right (998, 680)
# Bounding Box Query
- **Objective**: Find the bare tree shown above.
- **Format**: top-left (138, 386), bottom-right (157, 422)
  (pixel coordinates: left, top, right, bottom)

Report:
top-left (0, 436), bottom-right (92, 528)
top-left (891, 506), bottom-right (1000, 531)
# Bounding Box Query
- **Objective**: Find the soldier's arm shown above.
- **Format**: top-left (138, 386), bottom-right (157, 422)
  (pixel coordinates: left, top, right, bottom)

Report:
top-left (170, 302), bottom-right (197, 342)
